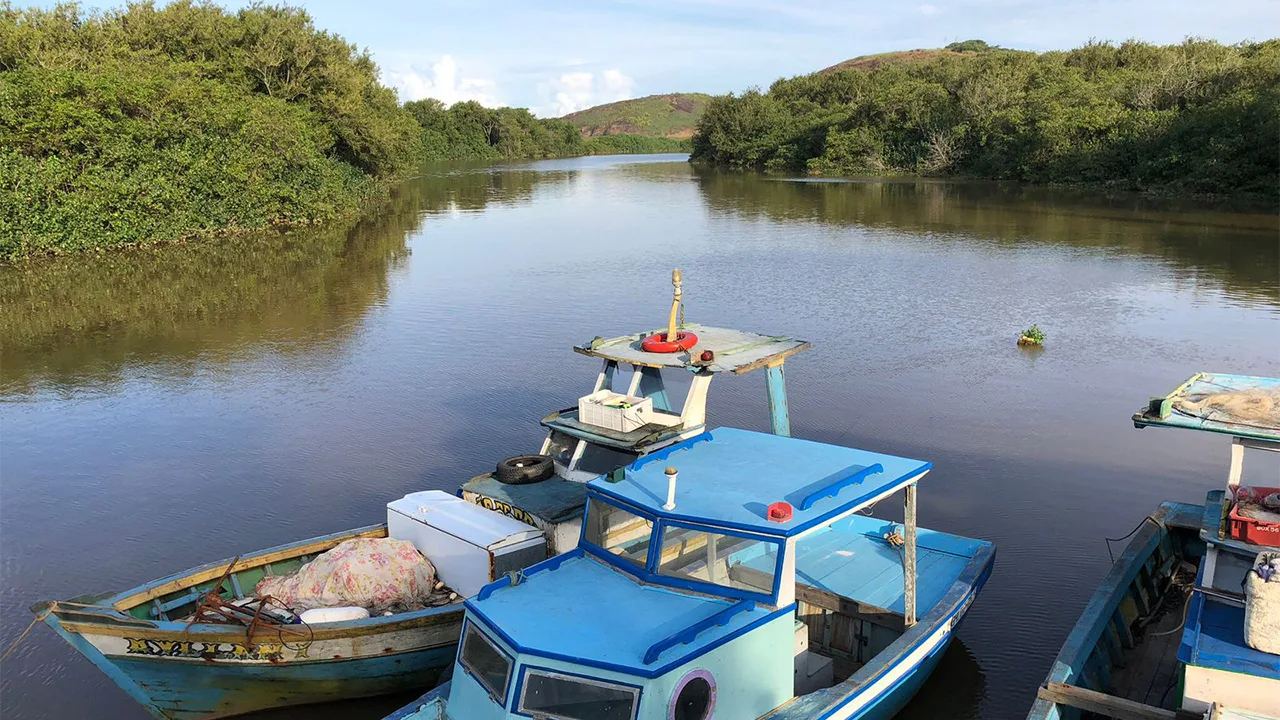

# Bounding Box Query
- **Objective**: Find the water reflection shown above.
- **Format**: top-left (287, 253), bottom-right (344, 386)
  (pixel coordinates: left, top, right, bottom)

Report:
top-left (692, 169), bottom-right (1280, 307)
top-left (0, 165), bottom-right (575, 394)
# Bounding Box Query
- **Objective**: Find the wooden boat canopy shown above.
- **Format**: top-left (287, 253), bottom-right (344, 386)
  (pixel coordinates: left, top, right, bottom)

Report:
top-left (574, 324), bottom-right (810, 375)
top-left (1133, 372), bottom-right (1280, 443)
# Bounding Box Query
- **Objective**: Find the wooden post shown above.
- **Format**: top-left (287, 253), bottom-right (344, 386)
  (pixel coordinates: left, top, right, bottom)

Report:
top-left (1227, 437), bottom-right (1245, 488)
top-left (765, 363), bottom-right (791, 437)
top-left (904, 482), bottom-right (918, 627)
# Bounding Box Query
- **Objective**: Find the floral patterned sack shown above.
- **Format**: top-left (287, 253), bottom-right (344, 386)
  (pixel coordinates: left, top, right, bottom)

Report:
top-left (256, 537), bottom-right (436, 613)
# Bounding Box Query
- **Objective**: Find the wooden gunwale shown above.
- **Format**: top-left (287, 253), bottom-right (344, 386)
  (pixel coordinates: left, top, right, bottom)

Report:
top-left (109, 525), bottom-right (387, 611)
top-left (56, 604), bottom-right (462, 642)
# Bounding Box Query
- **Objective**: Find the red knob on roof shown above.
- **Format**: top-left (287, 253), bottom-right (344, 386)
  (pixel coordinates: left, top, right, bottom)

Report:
top-left (767, 501), bottom-right (793, 523)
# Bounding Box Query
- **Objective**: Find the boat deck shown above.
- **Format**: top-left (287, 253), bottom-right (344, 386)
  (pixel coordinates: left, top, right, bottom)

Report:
top-left (793, 516), bottom-right (984, 616)
top-left (1111, 589), bottom-right (1186, 709)
top-left (738, 514), bottom-right (987, 617)
top-left (1183, 592), bottom-right (1280, 681)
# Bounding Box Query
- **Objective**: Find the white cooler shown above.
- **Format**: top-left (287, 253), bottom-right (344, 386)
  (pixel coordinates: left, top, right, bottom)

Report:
top-left (387, 491), bottom-right (547, 598)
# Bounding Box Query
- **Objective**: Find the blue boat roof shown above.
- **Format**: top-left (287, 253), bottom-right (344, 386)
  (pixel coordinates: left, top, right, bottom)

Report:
top-left (467, 553), bottom-right (779, 678)
top-left (588, 428), bottom-right (931, 537)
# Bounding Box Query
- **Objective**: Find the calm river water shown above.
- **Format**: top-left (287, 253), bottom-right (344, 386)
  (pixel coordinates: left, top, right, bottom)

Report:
top-left (2, 154), bottom-right (1278, 719)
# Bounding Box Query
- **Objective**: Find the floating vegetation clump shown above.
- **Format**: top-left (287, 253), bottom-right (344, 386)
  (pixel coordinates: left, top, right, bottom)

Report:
top-left (1018, 324), bottom-right (1046, 347)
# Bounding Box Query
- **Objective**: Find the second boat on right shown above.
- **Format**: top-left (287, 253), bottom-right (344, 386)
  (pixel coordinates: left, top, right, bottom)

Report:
top-left (1029, 372), bottom-right (1280, 719)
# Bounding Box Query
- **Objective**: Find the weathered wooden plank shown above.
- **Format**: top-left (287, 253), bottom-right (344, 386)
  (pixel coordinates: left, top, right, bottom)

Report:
top-left (111, 525), bottom-right (387, 611)
top-left (1037, 683), bottom-right (1201, 720)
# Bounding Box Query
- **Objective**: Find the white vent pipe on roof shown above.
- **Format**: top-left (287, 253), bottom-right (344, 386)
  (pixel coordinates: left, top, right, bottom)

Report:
top-left (664, 466), bottom-right (678, 511)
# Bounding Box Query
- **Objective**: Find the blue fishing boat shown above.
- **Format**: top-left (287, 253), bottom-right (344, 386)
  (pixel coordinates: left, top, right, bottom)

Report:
top-left (387, 426), bottom-right (996, 720)
top-left (33, 271), bottom-right (819, 719)
top-left (1029, 373), bottom-right (1280, 719)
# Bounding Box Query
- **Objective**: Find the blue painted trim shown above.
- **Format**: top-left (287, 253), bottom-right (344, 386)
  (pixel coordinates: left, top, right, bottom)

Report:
top-left (799, 541), bottom-right (995, 720)
top-left (798, 463), bottom-right (884, 510)
top-left (385, 682), bottom-right (450, 720)
top-left (765, 364), bottom-right (790, 437)
top-left (653, 517), bottom-right (785, 604)
top-left (470, 600), bottom-right (797, 680)
top-left (629, 432), bottom-right (714, 470)
top-left (588, 468), bottom-right (929, 539)
top-left (601, 360), bottom-right (618, 390)
top-left (511, 663), bottom-right (644, 720)
top-left (474, 548), bottom-right (584, 601)
top-left (41, 613), bottom-right (165, 717)
top-left (585, 537), bottom-right (777, 605)
top-left (457, 617), bottom-right (515, 707)
top-left (643, 599), bottom-right (756, 664)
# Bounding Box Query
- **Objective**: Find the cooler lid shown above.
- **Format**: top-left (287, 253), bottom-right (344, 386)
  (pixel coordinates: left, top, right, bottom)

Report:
top-left (388, 490), bottom-right (544, 549)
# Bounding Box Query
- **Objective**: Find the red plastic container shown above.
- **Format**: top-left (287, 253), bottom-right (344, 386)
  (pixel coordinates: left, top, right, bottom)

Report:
top-left (1228, 485), bottom-right (1280, 547)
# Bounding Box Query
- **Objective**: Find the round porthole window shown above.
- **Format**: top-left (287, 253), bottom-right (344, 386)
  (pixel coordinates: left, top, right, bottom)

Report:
top-left (669, 669), bottom-right (715, 720)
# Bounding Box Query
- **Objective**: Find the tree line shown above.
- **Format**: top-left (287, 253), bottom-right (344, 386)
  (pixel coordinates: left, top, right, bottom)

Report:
top-left (691, 39), bottom-right (1279, 196)
top-left (0, 2), bottom-right (681, 260)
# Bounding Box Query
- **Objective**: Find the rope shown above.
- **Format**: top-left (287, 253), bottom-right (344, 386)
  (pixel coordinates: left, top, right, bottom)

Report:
top-left (0, 609), bottom-right (51, 664)
top-left (1104, 515), bottom-right (1161, 564)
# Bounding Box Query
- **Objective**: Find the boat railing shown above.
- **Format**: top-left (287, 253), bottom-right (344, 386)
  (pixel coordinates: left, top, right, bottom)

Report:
top-left (642, 598), bottom-right (756, 664)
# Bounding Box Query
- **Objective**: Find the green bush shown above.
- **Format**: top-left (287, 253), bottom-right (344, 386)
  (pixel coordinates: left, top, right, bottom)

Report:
top-left (691, 39), bottom-right (1280, 196)
top-left (405, 98), bottom-right (588, 161)
top-left (1, 1), bottom-right (420, 260)
top-left (584, 135), bottom-right (691, 154)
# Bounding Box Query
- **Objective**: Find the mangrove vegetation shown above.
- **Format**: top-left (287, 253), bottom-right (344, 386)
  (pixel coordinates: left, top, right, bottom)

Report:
top-left (0, 2), bottom-right (678, 260)
top-left (691, 39), bottom-right (1280, 195)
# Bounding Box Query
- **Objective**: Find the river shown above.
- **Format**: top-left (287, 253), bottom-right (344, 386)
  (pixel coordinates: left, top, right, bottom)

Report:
top-left (2, 154), bottom-right (1278, 719)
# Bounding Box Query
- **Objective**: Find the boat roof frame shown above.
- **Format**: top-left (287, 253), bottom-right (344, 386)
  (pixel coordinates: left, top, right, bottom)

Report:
top-left (1132, 372), bottom-right (1280, 444)
top-left (573, 324), bottom-right (811, 376)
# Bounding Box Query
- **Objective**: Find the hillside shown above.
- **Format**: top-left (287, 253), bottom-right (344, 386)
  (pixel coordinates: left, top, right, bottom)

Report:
top-left (692, 38), bottom-right (1280, 196)
top-left (562, 93), bottom-right (712, 138)
top-left (818, 41), bottom-right (1002, 73)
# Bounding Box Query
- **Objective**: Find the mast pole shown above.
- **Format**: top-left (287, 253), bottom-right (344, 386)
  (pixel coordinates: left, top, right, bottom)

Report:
top-left (904, 481), bottom-right (918, 627)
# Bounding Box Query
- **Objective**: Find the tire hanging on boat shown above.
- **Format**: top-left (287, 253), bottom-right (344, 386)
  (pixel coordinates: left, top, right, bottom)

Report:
top-left (496, 455), bottom-right (554, 485)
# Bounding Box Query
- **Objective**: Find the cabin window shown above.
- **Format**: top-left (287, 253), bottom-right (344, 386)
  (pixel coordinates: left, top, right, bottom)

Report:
top-left (576, 445), bottom-right (638, 476)
top-left (656, 524), bottom-right (779, 596)
top-left (583, 498), bottom-right (653, 567)
top-left (460, 622), bottom-right (512, 702)
top-left (517, 668), bottom-right (639, 720)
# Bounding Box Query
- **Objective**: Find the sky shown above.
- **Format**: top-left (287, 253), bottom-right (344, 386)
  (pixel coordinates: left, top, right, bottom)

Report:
top-left (221, 0), bottom-right (1278, 116)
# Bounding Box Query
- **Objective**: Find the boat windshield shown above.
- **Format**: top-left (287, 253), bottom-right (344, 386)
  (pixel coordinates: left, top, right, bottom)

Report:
top-left (583, 497), bottom-right (652, 567)
top-left (657, 524), bottom-right (779, 595)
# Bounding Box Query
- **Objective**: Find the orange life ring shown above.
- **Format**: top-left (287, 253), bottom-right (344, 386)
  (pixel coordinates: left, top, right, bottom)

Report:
top-left (641, 331), bottom-right (699, 353)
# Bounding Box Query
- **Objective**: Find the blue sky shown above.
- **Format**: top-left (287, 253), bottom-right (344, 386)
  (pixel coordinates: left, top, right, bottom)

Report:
top-left (228, 1), bottom-right (1276, 116)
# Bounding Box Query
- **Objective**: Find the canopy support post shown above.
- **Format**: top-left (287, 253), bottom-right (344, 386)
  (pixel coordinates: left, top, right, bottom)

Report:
top-left (637, 366), bottom-right (671, 411)
top-left (904, 481), bottom-right (918, 627)
top-left (765, 362), bottom-right (791, 437)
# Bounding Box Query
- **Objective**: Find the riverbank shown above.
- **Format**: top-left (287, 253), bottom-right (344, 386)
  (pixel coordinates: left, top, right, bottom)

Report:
top-left (691, 39), bottom-right (1280, 197)
top-left (0, 4), bottom-right (685, 263)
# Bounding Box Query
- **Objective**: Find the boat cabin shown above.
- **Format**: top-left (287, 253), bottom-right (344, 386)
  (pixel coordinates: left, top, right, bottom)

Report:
top-left (460, 324), bottom-right (810, 554)
top-left (431, 428), bottom-right (995, 720)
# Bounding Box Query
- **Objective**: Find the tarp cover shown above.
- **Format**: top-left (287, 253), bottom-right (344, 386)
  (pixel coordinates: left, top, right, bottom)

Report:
top-left (1244, 551), bottom-right (1280, 655)
top-left (256, 538), bottom-right (436, 613)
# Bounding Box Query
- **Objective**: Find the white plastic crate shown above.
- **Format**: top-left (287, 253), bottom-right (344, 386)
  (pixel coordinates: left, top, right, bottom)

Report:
top-left (578, 390), bottom-right (654, 432)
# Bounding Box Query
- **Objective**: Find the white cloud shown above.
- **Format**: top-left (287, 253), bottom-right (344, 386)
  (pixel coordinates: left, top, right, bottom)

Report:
top-left (387, 55), bottom-right (501, 107)
top-left (916, 4), bottom-right (939, 16)
top-left (539, 68), bottom-right (638, 116)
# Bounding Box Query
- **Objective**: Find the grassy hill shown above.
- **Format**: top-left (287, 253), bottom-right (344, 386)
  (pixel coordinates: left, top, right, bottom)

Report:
top-left (562, 93), bottom-right (712, 138)
top-left (818, 41), bottom-right (1002, 74)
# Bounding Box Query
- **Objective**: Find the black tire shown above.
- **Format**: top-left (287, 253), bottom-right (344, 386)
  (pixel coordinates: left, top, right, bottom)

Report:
top-left (496, 455), bottom-right (554, 485)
